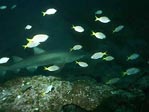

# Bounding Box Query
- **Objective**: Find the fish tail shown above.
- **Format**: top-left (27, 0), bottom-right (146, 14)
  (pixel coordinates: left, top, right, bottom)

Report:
top-left (72, 25), bottom-right (75, 29)
top-left (91, 31), bottom-right (94, 36)
top-left (126, 57), bottom-right (129, 61)
top-left (69, 48), bottom-right (73, 52)
top-left (122, 72), bottom-right (127, 77)
top-left (75, 61), bottom-right (79, 64)
top-left (22, 45), bottom-right (27, 49)
top-left (42, 12), bottom-right (46, 16)
top-left (26, 38), bottom-right (32, 42)
top-left (95, 16), bottom-right (98, 21)
top-left (44, 67), bottom-right (48, 71)
top-left (104, 51), bottom-right (108, 55)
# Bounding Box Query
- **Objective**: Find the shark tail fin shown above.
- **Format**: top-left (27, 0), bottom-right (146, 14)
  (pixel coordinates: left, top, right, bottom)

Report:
top-left (0, 66), bottom-right (21, 75)
top-left (0, 56), bottom-right (23, 76)
top-left (0, 65), bottom-right (21, 75)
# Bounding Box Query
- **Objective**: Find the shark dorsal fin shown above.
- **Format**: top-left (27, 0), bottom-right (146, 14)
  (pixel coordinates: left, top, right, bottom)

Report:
top-left (33, 47), bottom-right (46, 55)
top-left (13, 56), bottom-right (23, 62)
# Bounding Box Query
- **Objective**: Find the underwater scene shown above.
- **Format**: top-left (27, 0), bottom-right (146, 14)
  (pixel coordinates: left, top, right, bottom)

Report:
top-left (0, 0), bottom-right (148, 112)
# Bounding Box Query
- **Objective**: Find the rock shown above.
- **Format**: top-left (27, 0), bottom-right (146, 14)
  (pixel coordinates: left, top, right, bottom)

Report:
top-left (0, 75), bottom-right (146, 112)
top-left (0, 75), bottom-right (114, 112)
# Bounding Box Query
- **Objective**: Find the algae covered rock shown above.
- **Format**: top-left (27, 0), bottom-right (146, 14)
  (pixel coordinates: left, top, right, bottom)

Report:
top-left (0, 75), bottom-right (145, 112)
top-left (0, 75), bottom-right (114, 112)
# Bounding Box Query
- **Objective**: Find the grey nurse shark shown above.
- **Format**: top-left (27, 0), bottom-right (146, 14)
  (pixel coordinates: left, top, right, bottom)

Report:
top-left (0, 47), bottom-right (85, 75)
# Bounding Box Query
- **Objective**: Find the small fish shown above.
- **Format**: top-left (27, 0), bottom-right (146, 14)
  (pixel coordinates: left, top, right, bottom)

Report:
top-left (44, 65), bottom-right (60, 71)
top-left (127, 53), bottom-right (140, 61)
top-left (76, 61), bottom-right (88, 67)
top-left (95, 16), bottom-right (111, 23)
top-left (23, 41), bottom-right (40, 49)
top-left (42, 8), bottom-right (57, 16)
top-left (91, 31), bottom-right (106, 39)
top-left (0, 6), bottom-right (7, 10)
top-left (72, 25), bottom-right (84, 33)
top-left (27, 34), bottom-right (49, 43)
top-left (123, 67), bottom-right (140, 76)
top-left (10, 4), bottom-right (17, 10)
top-left (25, 25), bottom-right (32, 30)
top-left (113, 25), bottom-right (124, 33)
top-left (44, 85), bottom-right (53, 94)
top-left (106, 78), bottom-right (120, 85)
top-left (0, 57), bottom-right (9, 64)
top-left (95, 10), bottom-right (103, 15)
top-left (103, 56), bottom-right (114, 61)
top-left (70, 45), bottom-right (83, 52)
top-left (91, 52), bottom-right (107, 59)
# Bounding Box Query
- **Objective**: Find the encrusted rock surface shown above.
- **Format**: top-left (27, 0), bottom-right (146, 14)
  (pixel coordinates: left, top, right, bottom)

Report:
top-left (0, 75), bottom-right (114, 112)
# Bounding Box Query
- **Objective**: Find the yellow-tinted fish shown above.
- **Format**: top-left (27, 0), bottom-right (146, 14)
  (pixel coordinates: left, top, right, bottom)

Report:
top-left (76, 61), bottom-right (88, 67)
top-left (72, 25), bottom-right (84, 32)
top-left (127, 53), bottom-right (140, 61)
top-left (91, 52), bottom-right (107, 59)
top-left (103, 56), bottom-right (114, 61)
top-left (123, 67), bottom-right (140, 76)
top-left (27, 34), bottom-right (49, 43)
top-left (91, 31), bottom-right (106, 39)
top-left (95, 16), bottom-right (111, 23)
top-left (44, 65), bottom-right (60, 71)
top-left (70, 45), bottom-right (83, 52)
top-left (113, 25), bottom-right (124, 33)
top-left (23, 41), bottom-right (40, 49)
top-left (42, 8), bottom-right (57, 16)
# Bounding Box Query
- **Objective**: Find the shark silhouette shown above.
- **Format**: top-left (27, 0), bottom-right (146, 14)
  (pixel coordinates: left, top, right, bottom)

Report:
top-left (0, 48), bottom-right (85, 75)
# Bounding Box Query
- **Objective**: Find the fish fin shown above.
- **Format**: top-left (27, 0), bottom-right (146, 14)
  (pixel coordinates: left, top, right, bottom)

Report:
top-left (95, 16), bottom-right (98, 21)
top-left (26, 38), bottom-right (32, 42)
top-left (22, 45), bottom-right (28, 49)
top-left (69, 48), bottom-right (73, 52)
top-left (26, 66), bottom-right (38, 72)
top-left (72, 25), bottom-right (75, 29)
top-left (33, 47), bottom-right (46, 55)
top-left (122, 71), bottom-right (127, 77)
top-left (42, 12), bottom-right (46, 16)
top-left (91, 31), bottom-right (95, 36)
top-left (126, 57), bottom-right (130, 61)
top-left (13, 56), bottom-right (23, 62)
top-left (112, 30), bottom-right (115, 33)
top-left (44, 67), bottom-right (49, 71)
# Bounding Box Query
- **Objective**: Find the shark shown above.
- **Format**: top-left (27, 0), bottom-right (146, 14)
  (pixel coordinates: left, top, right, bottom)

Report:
top-left (0, 47), bottom-right (85, 75)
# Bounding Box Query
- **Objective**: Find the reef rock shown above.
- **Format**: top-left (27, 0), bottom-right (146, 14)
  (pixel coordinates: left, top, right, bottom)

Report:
top-left (0, 75), bottom-right (113, 112)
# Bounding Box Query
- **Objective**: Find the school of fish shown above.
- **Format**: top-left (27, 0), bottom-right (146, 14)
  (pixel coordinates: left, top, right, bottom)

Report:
top-left (0, 5), bottom-right (144, 81)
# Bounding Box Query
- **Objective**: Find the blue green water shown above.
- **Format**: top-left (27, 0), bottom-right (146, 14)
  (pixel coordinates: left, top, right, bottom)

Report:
top-left (0, 0), bottom-right (148, 80)
top-left (0, 0), bottom-right (148, 111)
